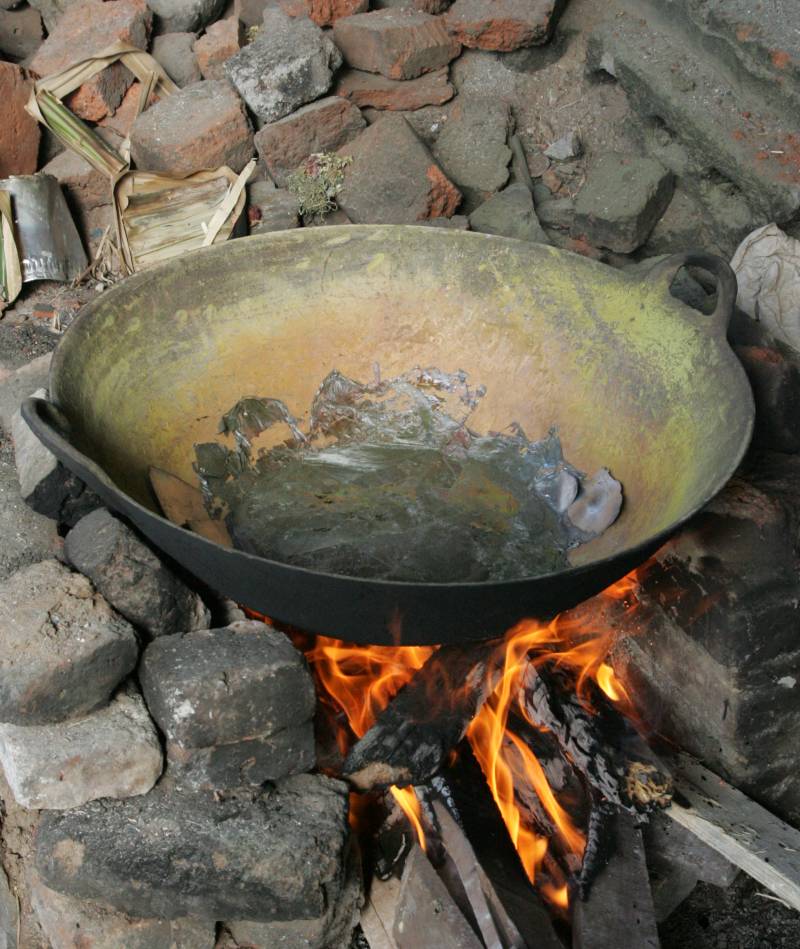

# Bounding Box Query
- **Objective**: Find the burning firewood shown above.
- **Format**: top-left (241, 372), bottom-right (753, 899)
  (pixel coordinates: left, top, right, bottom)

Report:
top-left (518, 662), bottom-right (672, 814)
top-left (343, 640), bottom-right (505, 791)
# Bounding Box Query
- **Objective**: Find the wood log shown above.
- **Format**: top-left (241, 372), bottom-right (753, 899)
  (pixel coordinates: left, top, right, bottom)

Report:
top-left (571, 809), bottom-right (659, 949)
top-left (344, 640), bottom-right (504, 791)
top-left (518, 661), bottom-right (672, 813)
top-left (666, 753), bottom-right (800, 912)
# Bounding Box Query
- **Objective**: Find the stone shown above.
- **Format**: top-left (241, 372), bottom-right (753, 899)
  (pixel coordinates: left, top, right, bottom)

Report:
top-left (225, 7), bottom-right (341, 122)
top-left (194, 17), bottom-right (242, 79)
top-left (443, 0), bottom-right (563, 51)
top-left (30, 876), bottom-right (214, 949)
top-left (276, 0), bottom-right (367, 28)
top-left (535, 195), bottom-right (574, 230)
top-left (146, 0), bottom-right (225, 33)
top-left (337, 114), bottom-right (461, 223)
top-left (11, 389), bottom-right (101, 527)
top-left (421, 213), bottom-right (469, 229)
top-left (333, 66), bottom-right (454, 111)
top-left (247, 183), bottom-right (300, 232)
top-left (373, 0), bottom-right (452, 11)
top-left (0, 687), bottom-right (162, 809)
top-left (227, 839), bottom-right (363, 949)
top-left (0, 6), bottom-right (44, 60)
top-left (611, 451), bottom-right (800, 825)
top-left (130, 79), bottom-right (253, 176)
top-left (332, 9), bottom-right (461, 81)
top-left (236, 0), bottom-right (268, 27)
top-left (151, 31), bottom-right (202, 87)
top-left (29, 0), bottom-right (152, 121)
top-left (36, 774), bottom-right (350, 921)
top-left (0, 560), bottom-right (139, 725)
top-left (254, 96), bottom-right (365, 187)
top-left (572, 153), bottom-right (674, 254)
top-left (140, 620), bottom-right (315, 747)
top-left (0, 63), bottom-right (40, 178)
top-left (544, 129), bottom-right (581, 161)
top-left (0, 868), bottom-right (16, 949)
top-left (27, 0), bottom-right (80, 30)
top-left (469, 183), bottom-right (547, 243)
top-left (432, 95), bottom-right (511, 210)
top-left (64, 507), bottom-right (210, 639)
top-left (166, 723), bottom-right (315, 790)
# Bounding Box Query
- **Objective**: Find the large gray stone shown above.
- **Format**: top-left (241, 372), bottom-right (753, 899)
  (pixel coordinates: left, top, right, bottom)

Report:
top-left (432, 96), bottom-right (511, 210)
top-left (167, 723), bottom-right (315, 790)
top-left (0, 560), bottom-right (139, 725)
top-left (469, 183), bottom-right (548, 243)
top-left (140, 620), bottom-right (315, 747)
top-left (30, 875), bottom-right (214, 949)
top-left (572, 152), bottom-right (674, 254)
top-left (146, 0), bottom-right (225, 33)
top-left (227, 839), bottom-right (363, 949)
top-left (35, 774), bottom-right (350, 921)
top-left (224, 7), bottom-right (342, 123)
top-left (65, 508), bottom-right (210, 639)
top-left (0, 687), bottom-right (162, 809)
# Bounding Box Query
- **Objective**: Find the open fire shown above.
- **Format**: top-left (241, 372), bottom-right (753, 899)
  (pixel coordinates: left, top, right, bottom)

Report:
top-left (297, 570), bottom-right (645, 914)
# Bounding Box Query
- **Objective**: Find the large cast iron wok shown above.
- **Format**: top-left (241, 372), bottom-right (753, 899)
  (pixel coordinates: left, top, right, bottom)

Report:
top-left (23, 226), bottom-right (754, 645)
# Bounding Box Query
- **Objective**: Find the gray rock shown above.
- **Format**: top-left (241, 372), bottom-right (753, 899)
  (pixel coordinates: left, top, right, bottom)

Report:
top-left (469, 183), bottom-right (548, 244)
top-left (140, 620), bottom-right (316, 747)
top-left (11, 389), bottom-right (100, 526)
top-left (26, 0), bottom-right (80, 30)
top-left (0, 560), bottom-right (139, 725)
top-left (227, 838), bottom-right (363, 949)
top-left (30, 875), bottom-right (214, 949)
top-left (0, 687), bottom-right (162, 809)
top-left (544, 130), bottom-right (581, 161)
top-left (248, 183), bottom-right (300, 233)
top-left (572, 153), bottom-right (674, 254)
top-left (35, 774), bottom-right (350, 921)
top-left (151, 32), bottom-right (202, 87)
top-left (0, 867), bottom-right (16, 949)
top-left (0, 352), bottom-right (50, 434)
top-left (433, 96), bottom-right (511, 211)
top-left (0, 6), bottom-right (43, 61)
top-left (535, 195), bottom-right (574, 230)
top-left (167, 723), bottom-right (315, 790)
top-left (65, 508), bottom-right (210, 639)
top-left (224, 7), bottom-right (342, 123)
top-left (420, 214), bottom-right (470, 229)
top-left (146, 0), bottom-right (225, 33)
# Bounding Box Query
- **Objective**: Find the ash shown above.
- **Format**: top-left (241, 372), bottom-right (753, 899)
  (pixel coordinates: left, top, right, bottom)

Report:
top-left (194, 367), bottom-right (622, 582)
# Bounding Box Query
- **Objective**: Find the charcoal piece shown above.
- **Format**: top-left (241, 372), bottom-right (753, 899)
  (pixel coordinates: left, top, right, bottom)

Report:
top-left (140, 620), bottom-right (316, 747)
top-left (35, 774), bottom-right (350, 921)
top-left (65, 508), bottom-right (210, 638)
top-left (195, 367), bottom-right (623, 582)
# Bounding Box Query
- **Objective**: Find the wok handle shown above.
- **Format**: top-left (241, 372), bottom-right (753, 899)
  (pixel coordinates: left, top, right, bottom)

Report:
top-left (646, 250), bottom-right (738, 332)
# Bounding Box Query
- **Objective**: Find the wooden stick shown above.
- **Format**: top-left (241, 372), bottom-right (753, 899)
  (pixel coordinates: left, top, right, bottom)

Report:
top-left (666, 753), bottom-right (800, 913)
top-left (344, 640), bottom-right (504, 791)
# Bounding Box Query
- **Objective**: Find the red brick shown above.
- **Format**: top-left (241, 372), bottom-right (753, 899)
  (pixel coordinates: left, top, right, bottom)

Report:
top-left (333, 65), bottom-right (454, 110)
top-left (98, 81), bottom-right (159, 138)
top-left (444, 0), bottom-right (562, 51)
top-left (336, 114), bottom-right (461, 223)
top-left (277, 0), bottom-right (367, 27)
top-left (194, 18), bottom-right (242, 80)
top-left (0, 62), bottom-right (40, 177)
top-left (29, 0), bottom-right (151, 120)
top-left (254, 96), bottom-right (365, 186)
top-left (333, 8), bottom-right (461, 81)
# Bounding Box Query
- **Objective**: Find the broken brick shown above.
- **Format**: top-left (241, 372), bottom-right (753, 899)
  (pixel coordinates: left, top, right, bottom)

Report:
top-left (444, 0), bottom-right (563, 52)
top-left (333, 65), bottom-right (454, 110)
top-left (333, 8), bottom-right (461, 81)
top-left (29, 0), bottom-right (152, 121)
top-left (194, 17), bottom-right (242, 80)
top-left (276, 0), bottom-right (367, 27)
top-left (0, 62), bottom-right (40, 177)
top-left (254, 96), bottom-right (365, 186)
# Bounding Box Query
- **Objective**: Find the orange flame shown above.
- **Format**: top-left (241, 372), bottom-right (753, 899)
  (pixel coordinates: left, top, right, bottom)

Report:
top-left (307, 637), bottom-right (435, 849)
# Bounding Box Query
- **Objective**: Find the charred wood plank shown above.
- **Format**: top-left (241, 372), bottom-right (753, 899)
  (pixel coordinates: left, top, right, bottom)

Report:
top-left (571, 809), bottom-right (659, 949)
top-left (344, 640), bottom-right (504, 791)
top-left (518, 662), bottom-right (672, 813)
top-left (666, 753), bottom-right (800, 912)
